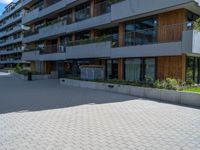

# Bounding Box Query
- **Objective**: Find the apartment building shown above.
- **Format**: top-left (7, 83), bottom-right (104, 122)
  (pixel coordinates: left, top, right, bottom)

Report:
top-left (0, 0), bottom-right (26, 68)
top-left (22, 0), bottom-right (200, 83)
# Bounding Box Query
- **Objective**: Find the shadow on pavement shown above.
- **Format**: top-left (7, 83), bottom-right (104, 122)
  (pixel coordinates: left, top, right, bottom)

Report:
top-left (0, 75), bottom-right (138, 114)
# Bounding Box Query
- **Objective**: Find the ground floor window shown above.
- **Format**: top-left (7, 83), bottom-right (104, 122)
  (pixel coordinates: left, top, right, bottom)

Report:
top-left (125, 58), bottom-right (156, 82)
top-left (186, 56), bottom-right (200, 83)
top-left (106, 60), bottom-right (118, 79)
top-left (145, 58), bottom-right (156, 81)
top-left (125, 58), bottom-right (141, 81)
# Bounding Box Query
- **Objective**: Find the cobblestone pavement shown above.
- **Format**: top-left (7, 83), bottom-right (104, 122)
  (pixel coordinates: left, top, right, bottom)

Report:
top-left (0, 74), bottom-right (200, 150)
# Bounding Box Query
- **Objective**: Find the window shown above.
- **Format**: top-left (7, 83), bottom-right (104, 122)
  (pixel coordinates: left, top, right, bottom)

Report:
top-left (144, 58), bottom-right (156, 81)
top-left (125, 58), bottom-right (156, 82)
top-left (187, 11), bottom-right (199, 22)
top-left (125, 59), bottom-right (141, 81)
top-left (106, 60), bottom-right (118, 79)
top-left (125, 17), bottom-right (157, 46)
top-left (186, 57), bottom-right (200, 83)
top-left (75, 30), bottom-right (90, 41)
top-left (75, 2), bottom-right (90, 22)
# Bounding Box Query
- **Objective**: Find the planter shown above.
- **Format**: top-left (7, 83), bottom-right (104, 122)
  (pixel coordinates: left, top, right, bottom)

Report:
top-left (60, 78), bottom-right (200, 107)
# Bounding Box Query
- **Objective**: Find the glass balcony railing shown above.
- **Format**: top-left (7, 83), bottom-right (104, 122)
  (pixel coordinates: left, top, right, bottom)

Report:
top-left (94, 1), bottom-right (111, 16)
top-left (23, 22), bottom-right (194, 54)
top-left (24, 29), bottom-right (39, 37)
top-left (23, 0), bottom-right (116, 34)
top-left (39, 45), bottom-right (66, 54)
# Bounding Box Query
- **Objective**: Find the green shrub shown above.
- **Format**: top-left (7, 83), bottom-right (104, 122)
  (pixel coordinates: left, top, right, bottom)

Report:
top-left (153, 78), bottom-right (182, 90)
top-left (18, 69), bottom-right (29, 76)
top-left (14, 64), bottom-right (22, 73)
top-left (194, 17), bottom-right (200, 32)
top-left (186, 79), bottom-right (194, 86)
top-left (67, 77), bottom-right (191, 91)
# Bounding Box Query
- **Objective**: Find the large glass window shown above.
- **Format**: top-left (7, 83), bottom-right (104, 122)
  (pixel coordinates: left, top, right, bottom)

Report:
top-left (186, 57), bottom-right (200, 84)
top-left (106, 60), bottom-right (118, 79)
top-left (125, 58), bottom-right (156, 82)
top-left (75, 2), bottom-right (90, 22)
top-left (75, 30), bottom-right (90, 41)
top-left (125, 59), bottom-right (141, 81)
top-left (125, 17), bottom-right (157, 46)
top-left (144, 58), bottom-right (156, 81)
top-left (94, 0), bottom-right (110, 16)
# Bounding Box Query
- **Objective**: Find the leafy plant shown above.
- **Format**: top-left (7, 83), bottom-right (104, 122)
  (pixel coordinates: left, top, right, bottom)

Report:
top-left (193, 17), bottom-right (200, 32)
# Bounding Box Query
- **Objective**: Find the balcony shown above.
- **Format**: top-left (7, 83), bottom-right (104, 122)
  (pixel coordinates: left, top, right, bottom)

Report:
top-left (0, 58), bottom-right (24, 64)
top-left (22, 22), bottom-right (200, 61)
top-left (182, 30), bottom-right (200, 54)
top-left (22, 0), bottom-right (75, 24)
top-left (0, 48), bottom-right (23, 55)
top-left (111, 0), bottom-right (200, 21)
top-left (0, 37), bottom-right (23, 47)
top-left (22, 45), bottom-right (66, 61)
top-left (39, 45), bottom-right (66, 61)
top-left (0, 2), bottom-right (21, 20)
top-left (22, 0), bottom-right (33, 7)
top-left (22, 0), bottom-right (121, 25)
top-left (0, 14), bottom-right (22, 29)
top-left (66, 41), bottom-right (112, 59)
top-left (0, 26), bottom-right (21, 38)
top-left (23, 13), bottom-right (111, 43)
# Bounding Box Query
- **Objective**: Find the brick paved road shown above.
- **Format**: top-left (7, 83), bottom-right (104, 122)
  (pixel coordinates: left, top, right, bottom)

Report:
top-left (0, 73), bottom-right (200, 150)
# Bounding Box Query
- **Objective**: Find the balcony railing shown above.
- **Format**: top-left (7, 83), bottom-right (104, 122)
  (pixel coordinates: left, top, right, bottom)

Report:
top-left (24, 29), bottom-right (39, 37)
top-left (94, 1), bottom-right (111, 16)
top-left (39, 45), bottom-right (66, 54)
top-left (75, 7), bottom-right (91, 22)
top-left (23, 22), bottom-right (194, 54)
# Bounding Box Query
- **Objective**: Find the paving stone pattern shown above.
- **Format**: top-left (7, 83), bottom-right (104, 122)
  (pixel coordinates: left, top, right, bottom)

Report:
top-left (0, 74), bottom-right (200, 150)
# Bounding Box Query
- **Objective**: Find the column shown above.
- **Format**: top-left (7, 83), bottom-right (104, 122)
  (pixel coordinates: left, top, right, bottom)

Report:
top-left (118, 58), bottom-right (124, 80)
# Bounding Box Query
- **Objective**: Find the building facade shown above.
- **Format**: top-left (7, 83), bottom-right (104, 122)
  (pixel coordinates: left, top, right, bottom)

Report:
top-left (0, 0), bottom-right (26, 68)
top-left (21, 0), bottom-right (200, 83)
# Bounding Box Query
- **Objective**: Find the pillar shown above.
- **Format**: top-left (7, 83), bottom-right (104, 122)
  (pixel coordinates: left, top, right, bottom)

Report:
top-left (118, 58), bottom-right (124, 80)
top-left (118, 22), bottom-right (125, 47)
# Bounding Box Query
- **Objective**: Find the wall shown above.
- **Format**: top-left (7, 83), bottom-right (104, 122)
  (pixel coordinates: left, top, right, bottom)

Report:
top-left (157, 55), bottom-right (186, 80)
top-left (157, 9), bottom-right (188, 43)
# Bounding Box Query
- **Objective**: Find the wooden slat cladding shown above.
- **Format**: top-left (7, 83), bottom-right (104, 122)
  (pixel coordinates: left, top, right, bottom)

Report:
top-left (118, 58), bottom-right (123, 80)
top-left (30, 61), bottom-right (36, 72)
top-left (118, 22), bottom-right (125, 47)
top-left (44, 61), bottom-right (53, 74)
top-left (157, 55), bottom-right (186, 81)
top-left (157, 9), bottom-right (188, 43)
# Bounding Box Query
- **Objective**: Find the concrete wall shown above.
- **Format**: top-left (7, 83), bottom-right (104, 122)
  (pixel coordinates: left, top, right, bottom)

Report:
top-left (60, 78), bottom-right (200, 107)
top-left (22, 51), bottom-right (39, 61)
top-left (66, 41), bottom-right (111, 59)
top-left (39, 53), bottom-right (66, 61)
top-left (22, 51), bottom-right (66, 61)
top-left (23, 14), bottom-right (111, 43)
top-left (111, 0), bottom-right (198, 21)
top-left (182, 30), bottom-right (200, 54)
top-left (192, 31), bottom-right (200, 54)
top-left (111, 42), bottom-right (183, 58)
top-left (22, 0), bottom-right (76, 24)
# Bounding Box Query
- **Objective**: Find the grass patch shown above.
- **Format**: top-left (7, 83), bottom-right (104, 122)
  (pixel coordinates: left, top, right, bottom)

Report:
top-left (183, 87), bottom-right (200, 93)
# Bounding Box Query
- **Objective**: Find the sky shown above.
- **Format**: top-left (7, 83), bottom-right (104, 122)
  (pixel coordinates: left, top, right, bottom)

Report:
top-left (0, 0), bottom-right (17, 16)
